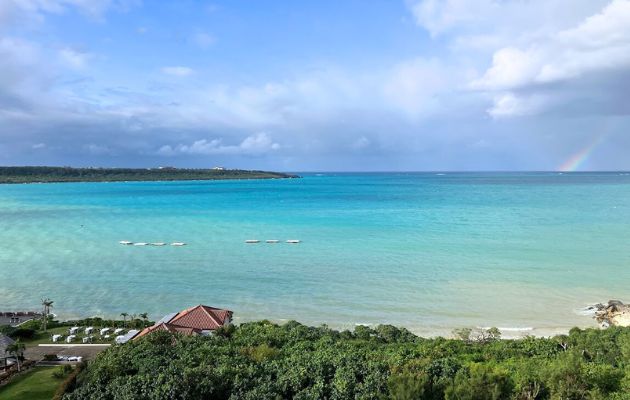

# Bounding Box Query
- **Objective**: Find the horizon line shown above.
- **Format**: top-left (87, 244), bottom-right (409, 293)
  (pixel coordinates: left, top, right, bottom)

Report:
top-left (1, 165), bottom-right (630, 174)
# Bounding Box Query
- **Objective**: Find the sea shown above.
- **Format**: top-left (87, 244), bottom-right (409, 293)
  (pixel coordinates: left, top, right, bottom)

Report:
top-left (1, 172), bottom-right (629, 337)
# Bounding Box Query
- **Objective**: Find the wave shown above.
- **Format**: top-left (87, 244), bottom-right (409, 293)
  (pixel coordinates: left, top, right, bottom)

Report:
top-left (574, 303), bottom-right (606, 317)
top-left (478, 326), bottom-right (534, 332)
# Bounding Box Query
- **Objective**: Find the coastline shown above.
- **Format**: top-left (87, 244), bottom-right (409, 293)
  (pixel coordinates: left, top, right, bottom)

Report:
top-left (0, 166), bottom-right (299, 184)
top-left (0, 176), bottom-right (299, 185)
top-left (46, 310), bottom-right (603, 340)
top-left (2, 172), bottom-right (629, 345)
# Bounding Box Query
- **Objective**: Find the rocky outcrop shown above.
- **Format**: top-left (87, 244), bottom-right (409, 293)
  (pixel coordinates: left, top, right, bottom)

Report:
top-left (590, 300), bottom-right (630, 327)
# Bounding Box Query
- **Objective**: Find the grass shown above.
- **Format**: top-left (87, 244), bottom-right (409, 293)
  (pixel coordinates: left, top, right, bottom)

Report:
top-left (22, 327), bottom-right (71, 346)
top-left (0, 367), bottom-right (62, 400)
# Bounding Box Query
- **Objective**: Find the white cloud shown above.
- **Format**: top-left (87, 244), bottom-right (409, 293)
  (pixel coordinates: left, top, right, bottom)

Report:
top-left (193, 32), bottom-right (215, 48)
top-left (486, 93), bottom-right (551, 118)
top-left (239, 132), bottom-right (281, 153)
top-left (0, 0), bottom-right (139, 27)
top-left (161, 66), bottom-right (194, 77)
top-left (383, 57), bottom-right (451, 117)
top-left (58, 47), bottom-right (90, 69)
top-left (470, 47), bottom-right (539, 91)
top-left (410, 0), bottom-right (491, 37)
top-left (409, 0), bottom-right (609, 39)
top-left (461, 0), bottom-right (630, 117)
top-left (473, 0), bottom-right (630, 91)
top-left (157, 133), bottom-right (281, 156)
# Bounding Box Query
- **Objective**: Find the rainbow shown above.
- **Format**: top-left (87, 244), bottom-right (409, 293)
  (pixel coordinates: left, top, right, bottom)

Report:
top-left (557, 131), bottom-right (609, 172)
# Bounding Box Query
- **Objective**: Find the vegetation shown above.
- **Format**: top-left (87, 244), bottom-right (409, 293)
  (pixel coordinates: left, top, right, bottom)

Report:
top-left (5, 339), bottom-right (25, 372)
top-left (53, 363), bottom-right (85, 400)
top-left (0, 325), bottom-right (36, 340)
top-left (41, 298), bottom-right (54, 332)
top-left (0, 367), bottom-right (63, 400)
top-left (3, 316), bottom-right (153, 346)
top-left (62, 321), bottom-right (630, 399)
top-left (0, 166), bottom-right (298, 184)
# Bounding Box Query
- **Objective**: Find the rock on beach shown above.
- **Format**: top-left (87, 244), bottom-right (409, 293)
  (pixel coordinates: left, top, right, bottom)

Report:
top-left (592, 300), bottom-right (630, 327)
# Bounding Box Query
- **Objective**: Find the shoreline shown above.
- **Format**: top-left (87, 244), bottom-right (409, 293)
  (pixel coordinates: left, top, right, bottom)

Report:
top-left (44, 311), bottom-right (603, 340)
top-left (0, 166), bottom-right (299, 184)
top-left (0, 176), bottom-right (299, 185)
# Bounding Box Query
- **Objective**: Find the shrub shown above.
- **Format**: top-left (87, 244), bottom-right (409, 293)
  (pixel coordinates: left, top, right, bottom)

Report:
top-left (9, 328), bottom-right (36, 339)
top-left (52, 362), bottom-right (85, 400)
top-left (52, 365), bottom-right (72, 379)
top-left (446, 363), bottom-right (513, 400)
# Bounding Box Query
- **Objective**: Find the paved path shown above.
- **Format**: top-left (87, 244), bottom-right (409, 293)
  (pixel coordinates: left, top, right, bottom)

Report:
top-left (25, 344), bottom-right (110, 361)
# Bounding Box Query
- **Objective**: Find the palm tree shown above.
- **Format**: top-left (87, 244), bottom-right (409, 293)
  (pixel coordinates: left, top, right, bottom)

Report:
top-left (139, 313), bottom-right (149, 327)
top-left (7, 340), bottom-right (25, 372)
top-left (41, 298), bottom-right (54, 332)
top-left (120, 312), bottom-right (128, 328)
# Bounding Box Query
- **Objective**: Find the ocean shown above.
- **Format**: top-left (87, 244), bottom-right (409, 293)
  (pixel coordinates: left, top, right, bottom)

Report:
top-left (1, 172), bottom-right (629, 337)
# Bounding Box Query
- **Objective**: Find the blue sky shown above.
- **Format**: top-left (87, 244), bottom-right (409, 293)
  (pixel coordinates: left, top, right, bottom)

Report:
top-left (1, 0), bottom-right (629, 171)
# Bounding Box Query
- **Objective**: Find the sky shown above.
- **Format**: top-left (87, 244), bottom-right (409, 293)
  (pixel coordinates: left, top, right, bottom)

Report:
top-left (1, 0), bottom-right (629, 171)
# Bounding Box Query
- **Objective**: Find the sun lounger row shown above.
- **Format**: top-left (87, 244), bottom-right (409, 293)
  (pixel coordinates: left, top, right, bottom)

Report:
top-left (51, 327), bottom-right (127, 342)
top-left (120, 241), bottom-right (186, 246)
top-left (245, 239), bottom-right (301, 244)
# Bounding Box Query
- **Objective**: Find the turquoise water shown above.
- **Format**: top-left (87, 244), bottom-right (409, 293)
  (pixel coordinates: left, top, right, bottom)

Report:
top-left (1, 172), bottom-right (629, 336)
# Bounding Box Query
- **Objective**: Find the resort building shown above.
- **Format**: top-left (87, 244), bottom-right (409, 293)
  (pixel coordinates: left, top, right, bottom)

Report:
top-left (133, 305), bottom-right (233, 340)
top-left (0, 311), bottom-right (41, 327)
top-left (0, 335), bottom-right (16, 370)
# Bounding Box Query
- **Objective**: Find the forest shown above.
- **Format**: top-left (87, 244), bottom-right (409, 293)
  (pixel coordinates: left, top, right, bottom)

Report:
top-left (60, 321), bottom-right (630, 399)
top-left (0, 167), bottom-right (297, 183)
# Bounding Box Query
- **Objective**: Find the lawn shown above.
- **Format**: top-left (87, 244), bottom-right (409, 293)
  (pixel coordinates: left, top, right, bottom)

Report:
top-left (23, 326), bottom-right (71, 346)
top-left (0, 367), bottom-right (61, 400)
top-left (22, 326), bottom-right (121, 346)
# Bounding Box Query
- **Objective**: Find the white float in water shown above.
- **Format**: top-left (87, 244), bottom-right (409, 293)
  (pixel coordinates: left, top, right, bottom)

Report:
top-left (245, 239), bottom-right (260, 243)
top-left (286, 240), bottom-right (301, 244)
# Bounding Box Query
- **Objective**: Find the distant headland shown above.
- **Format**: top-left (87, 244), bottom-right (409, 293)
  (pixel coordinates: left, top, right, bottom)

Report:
top-left (0, 166), bottom-right (299, 184)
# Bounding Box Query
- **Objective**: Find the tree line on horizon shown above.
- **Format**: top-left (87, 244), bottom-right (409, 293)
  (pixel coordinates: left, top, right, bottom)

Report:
top-left (0, 166), bottom-right (297, 183)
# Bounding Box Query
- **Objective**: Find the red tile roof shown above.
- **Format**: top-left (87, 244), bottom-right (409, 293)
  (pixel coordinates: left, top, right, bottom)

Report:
top-left (169, 305), bottom-right (232, 330)
top-left (133, 305), bottom-right (232, 340)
